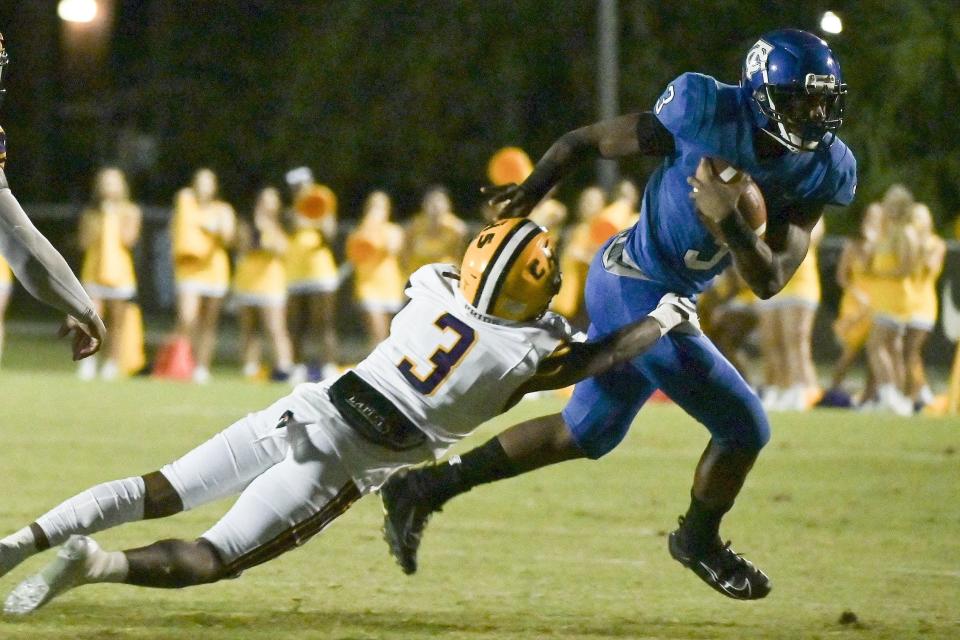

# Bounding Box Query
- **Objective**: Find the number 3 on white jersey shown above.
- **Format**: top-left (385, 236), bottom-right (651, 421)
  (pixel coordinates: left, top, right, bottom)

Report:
top-left (397, 313), bottom-right (477, 395)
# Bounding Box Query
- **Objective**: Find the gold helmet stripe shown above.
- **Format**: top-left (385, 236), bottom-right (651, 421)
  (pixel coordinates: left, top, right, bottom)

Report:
top-left (470, 219), bottom-right (529, 307)
top-left (475, 219), bottom-right (542, 314)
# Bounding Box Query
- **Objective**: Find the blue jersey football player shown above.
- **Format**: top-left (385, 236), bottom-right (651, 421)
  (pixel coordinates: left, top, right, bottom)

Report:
top-left (382, 29), bottom-right (856, 600)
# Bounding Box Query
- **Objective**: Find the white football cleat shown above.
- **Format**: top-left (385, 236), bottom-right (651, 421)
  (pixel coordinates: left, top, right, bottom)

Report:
top-left (4, 535), bottom-right (94, 615)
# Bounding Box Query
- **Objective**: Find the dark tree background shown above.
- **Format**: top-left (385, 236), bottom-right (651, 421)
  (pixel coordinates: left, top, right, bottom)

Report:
top-left (1, 0), bottom-right (958, 231)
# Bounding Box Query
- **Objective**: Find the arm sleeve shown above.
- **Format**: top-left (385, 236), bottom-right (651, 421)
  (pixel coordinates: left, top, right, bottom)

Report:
top-left (0, 176), bottom-right (97, 322)
top-left (653, 72), bottom-right (719, 142)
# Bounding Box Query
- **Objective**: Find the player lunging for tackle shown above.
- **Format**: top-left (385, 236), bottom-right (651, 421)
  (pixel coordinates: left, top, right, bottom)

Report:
top-left (1, 218), bottom-right (696, 614)
top-left (382, 29), bottom-right (857, 600)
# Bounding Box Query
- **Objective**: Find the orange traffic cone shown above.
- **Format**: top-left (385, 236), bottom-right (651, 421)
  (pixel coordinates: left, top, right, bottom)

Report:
top-left (153, 336), bottom-right (195, 380)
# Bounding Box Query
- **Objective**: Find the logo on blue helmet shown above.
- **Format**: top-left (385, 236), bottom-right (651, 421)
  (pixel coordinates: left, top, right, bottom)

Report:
top-left (742, 29), bottom-right (847, 153)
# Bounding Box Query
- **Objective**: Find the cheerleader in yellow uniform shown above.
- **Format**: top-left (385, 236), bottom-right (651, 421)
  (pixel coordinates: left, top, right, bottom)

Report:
top-left (233, 187), bottom-right (294, 380)
top-left (0, 255), bottom-right (10, 366)
top-left (826, 205), bottom-right (882, 397)
top-left (863, 185), bottom-right (918, 415)
top-left (704, 269), bottom-right (759, 385)
top-left (529, 194), bottom-right (568, 246)
top-left (346, 191), bottom-right (405, 348)
top-left (400, 186), bottom-right (467, 276)
top-left (588, 180), bottom-right (641, 248)
top-left (77, 168), bottom-right (142, 380)
top-left (284, 170), bottom-right (340, 375)
top-left (553, 186), bottom-right (606, 320)
top-left (904, 203), bottom-right (946, 407)
top-left (758, 217), bottom-right (824, 410)
top-left (171, 168), bottom-right (236, 383)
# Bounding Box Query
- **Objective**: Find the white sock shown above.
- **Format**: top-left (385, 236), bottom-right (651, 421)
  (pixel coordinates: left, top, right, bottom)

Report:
top-left (34, 477), bottom-right (146, 549)
top-left (85, 546), bottom-right (129, 584)
top-left (0, 527), bottom-right (39, 576)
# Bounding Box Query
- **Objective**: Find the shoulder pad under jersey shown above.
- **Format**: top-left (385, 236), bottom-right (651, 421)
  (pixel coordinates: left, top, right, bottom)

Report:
top-left (654, 72), bottom-right (719, 142)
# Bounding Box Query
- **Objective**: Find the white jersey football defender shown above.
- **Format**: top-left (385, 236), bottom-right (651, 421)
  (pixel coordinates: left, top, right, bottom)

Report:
top-left (163, 263), bottom-right (576, 572)
top-left (355, 263), bottom-right (575, 452)
top-left (2, 219), bottom-right (695, 614)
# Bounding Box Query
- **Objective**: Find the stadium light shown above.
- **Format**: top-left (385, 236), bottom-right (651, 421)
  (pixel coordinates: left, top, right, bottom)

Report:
top-left (58, 0), bottom-right (99, 24)
top-left (820, 11), bottom-right (843, 35)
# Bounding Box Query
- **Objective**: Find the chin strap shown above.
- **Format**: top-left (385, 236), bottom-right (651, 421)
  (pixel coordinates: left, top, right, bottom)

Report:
top-left (760, 124), bottom-right (802, 154)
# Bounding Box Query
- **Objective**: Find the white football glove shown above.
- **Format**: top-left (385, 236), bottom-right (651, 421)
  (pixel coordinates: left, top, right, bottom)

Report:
top-left (647, 293), bottom-right (700, 336)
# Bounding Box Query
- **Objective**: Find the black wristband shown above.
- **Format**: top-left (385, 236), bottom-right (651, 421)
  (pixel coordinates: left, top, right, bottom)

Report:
top-left (718, 209), bottom-right (759, 252)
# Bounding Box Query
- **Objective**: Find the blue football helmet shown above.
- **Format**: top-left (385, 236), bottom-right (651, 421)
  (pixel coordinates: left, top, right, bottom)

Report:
top-left (741, 29), bottom-right (847, 153)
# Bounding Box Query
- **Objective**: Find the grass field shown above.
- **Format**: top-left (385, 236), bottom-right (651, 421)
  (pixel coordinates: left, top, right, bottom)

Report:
top-left (0, 332), bottom-right (958, 639)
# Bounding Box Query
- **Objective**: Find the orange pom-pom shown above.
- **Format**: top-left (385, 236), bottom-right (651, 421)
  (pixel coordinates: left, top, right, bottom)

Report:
top-left (296, 185), bottom-right (337, 220)
top-left (487, 147), bottom-right (533, 186)
top-left (589, 217), bottom-right (619, 246)
top-left (346, 234), bottom-right (380, 265)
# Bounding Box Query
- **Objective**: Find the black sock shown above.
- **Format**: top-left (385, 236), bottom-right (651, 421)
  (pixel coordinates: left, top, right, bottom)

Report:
top-left (679, 492), bottom-right (732, 554)
top-left (415, 438), bottom-right (518, 511)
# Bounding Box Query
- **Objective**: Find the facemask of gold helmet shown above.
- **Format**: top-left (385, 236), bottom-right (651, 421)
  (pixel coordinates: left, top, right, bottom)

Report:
top-left (459, 218), bottom-right (561, 322)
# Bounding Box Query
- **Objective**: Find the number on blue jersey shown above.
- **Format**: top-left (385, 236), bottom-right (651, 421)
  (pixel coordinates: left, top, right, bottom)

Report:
top-left (655, 85), bottom-right (675, 115)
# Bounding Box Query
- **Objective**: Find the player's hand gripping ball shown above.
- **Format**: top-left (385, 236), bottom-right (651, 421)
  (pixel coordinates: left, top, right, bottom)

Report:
top-left (688, 157), bottom-right (766, 239)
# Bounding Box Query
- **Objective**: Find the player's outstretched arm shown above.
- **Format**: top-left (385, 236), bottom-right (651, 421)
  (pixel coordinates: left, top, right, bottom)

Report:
top-left (515, 294), bottom-right (696, 397)
top-left (688, 158), bottom-right (821, 299)
top-left (487, 112), bottom-right (675, 218)
top-left (0, 180), bottom-right (105, 358)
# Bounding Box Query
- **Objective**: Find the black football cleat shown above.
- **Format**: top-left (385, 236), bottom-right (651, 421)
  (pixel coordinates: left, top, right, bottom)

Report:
top-left (668, 518), bottom-right (771, 600)
top-left (380, 469), bottom-right (436, 575)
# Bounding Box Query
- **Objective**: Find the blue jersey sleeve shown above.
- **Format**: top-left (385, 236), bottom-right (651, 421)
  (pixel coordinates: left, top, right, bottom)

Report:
top-left (826, 142), bottom-right (857, 206)
top-left (654, 73), bottom-right (719, 142)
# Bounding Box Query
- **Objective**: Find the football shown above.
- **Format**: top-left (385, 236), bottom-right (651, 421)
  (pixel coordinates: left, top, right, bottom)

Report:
top-left (698, 157), bottom-right (767, 238)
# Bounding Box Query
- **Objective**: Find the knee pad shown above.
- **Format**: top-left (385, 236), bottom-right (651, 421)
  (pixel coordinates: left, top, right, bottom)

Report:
top-left (711, 394), bottom-right (771, 453)
top-left (562, 401), bottom-right (633, 460)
